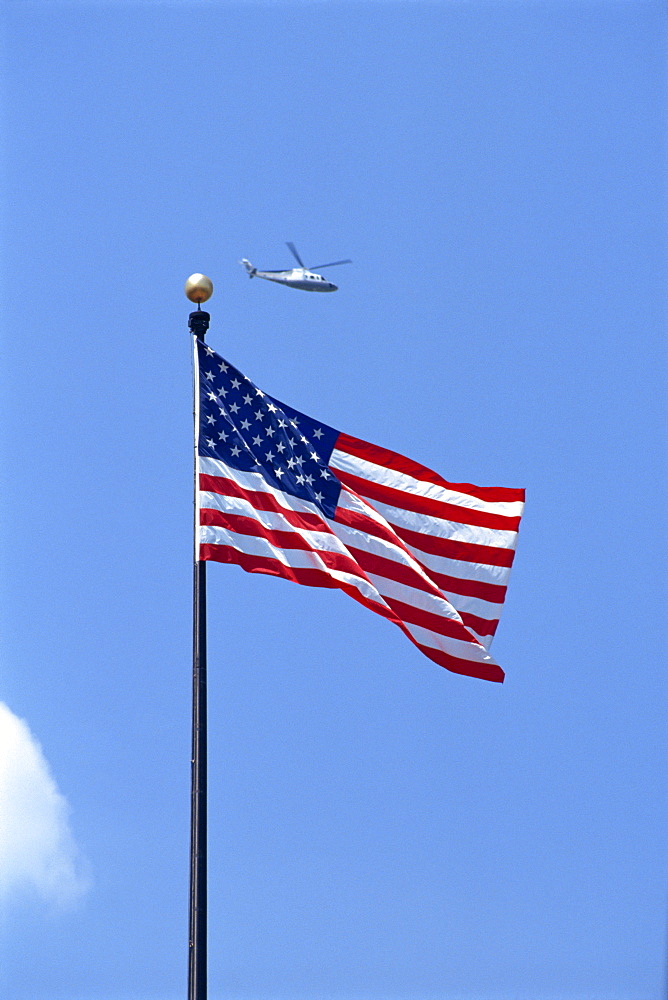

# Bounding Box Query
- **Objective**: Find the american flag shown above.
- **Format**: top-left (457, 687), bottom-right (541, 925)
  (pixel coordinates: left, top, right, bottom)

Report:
top-left (196, 339), bottom-right (524, 683)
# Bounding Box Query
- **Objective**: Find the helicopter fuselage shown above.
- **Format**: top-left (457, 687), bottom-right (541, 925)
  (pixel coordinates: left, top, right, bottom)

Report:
top-left (253, 268), bottom-right (338, 292)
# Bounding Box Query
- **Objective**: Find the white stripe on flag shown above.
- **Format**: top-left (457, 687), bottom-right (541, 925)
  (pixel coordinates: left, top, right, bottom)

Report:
top-left (366, 498), bottom-right (518, 549)
top-left (331, 448), bottom-right (525, 517)
top-left (404, 624), bottom-right (498, 665)
top-left (200, 524), bottom-right (385, 606)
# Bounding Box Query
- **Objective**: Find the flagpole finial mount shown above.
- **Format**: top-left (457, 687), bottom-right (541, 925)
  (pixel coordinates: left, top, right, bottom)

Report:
top-left (185, 274), bottom-right (213, 304)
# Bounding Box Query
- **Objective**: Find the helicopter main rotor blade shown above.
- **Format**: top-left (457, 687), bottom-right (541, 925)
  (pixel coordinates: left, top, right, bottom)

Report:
top-left (309, 259), bottom-right (352, 269)
top-left (286, 242), bottom-right (305, 268)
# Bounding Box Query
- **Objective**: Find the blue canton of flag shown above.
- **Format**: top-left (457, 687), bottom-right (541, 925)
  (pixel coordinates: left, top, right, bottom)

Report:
top-left (198, 340), bottom-right (341, 519)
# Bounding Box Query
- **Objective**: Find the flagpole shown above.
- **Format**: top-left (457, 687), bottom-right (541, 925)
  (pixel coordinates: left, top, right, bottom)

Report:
top-left (186, 275), bottom-right (213, 1000)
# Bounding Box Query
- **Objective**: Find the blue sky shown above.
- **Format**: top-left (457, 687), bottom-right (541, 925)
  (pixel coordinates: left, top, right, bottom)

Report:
top-left (0, 1), bottom-right (666, 999)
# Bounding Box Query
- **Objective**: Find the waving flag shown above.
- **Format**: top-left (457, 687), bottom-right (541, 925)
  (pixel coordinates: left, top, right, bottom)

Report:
top-left (196, 340), bottom-right (524, 682)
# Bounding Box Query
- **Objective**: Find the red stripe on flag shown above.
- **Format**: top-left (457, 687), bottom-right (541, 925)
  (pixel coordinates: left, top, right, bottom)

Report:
top-left (427, 570), bottom-right (506, 605)
top-left (336, 433), bottom-right (525, 505)
top-left (200, 543), bottom-right (396, 623)
top-left (335, 469), bottom-right (522, 531)
top-left (459, 612), bottom-right (499, 638)
top-left (345, 544), bottom-right (445, 598)
top-left (334, 503), bottom-right (412, 547)
top-left (382, 597), bottom-right (483, 646)
top-left (413, 645), bottom-right (504, 683)
top-left (201, 512), bottom-right (375, 581)
top-left (200, 474), bottom-right (328, 531)
top-left (200, 505), bottom-right (330, 540)
top-left (393, 523), bottom-right (516, 568)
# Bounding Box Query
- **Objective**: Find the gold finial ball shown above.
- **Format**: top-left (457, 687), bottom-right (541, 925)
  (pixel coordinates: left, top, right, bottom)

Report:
top-left (185, 273), bottom-right (213, 304)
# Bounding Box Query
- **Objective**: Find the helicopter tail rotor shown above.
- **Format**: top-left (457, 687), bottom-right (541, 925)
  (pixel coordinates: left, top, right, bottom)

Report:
top-left (240, 259), bottom-right (256, 277)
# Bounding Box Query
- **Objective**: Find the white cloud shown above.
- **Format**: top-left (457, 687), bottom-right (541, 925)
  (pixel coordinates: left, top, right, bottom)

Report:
top-left (0, 701), bottom-right (91, 907)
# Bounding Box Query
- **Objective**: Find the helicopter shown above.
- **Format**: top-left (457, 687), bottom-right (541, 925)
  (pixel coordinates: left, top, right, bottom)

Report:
top-left (240, 243), bottom-right (351, 292)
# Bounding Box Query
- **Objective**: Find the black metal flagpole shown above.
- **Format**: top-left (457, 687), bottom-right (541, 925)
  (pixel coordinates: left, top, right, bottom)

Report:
top-left (186, 275), bottom-right (213, 1000)
top-left (189, 554), bottom-right (207, 1000)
